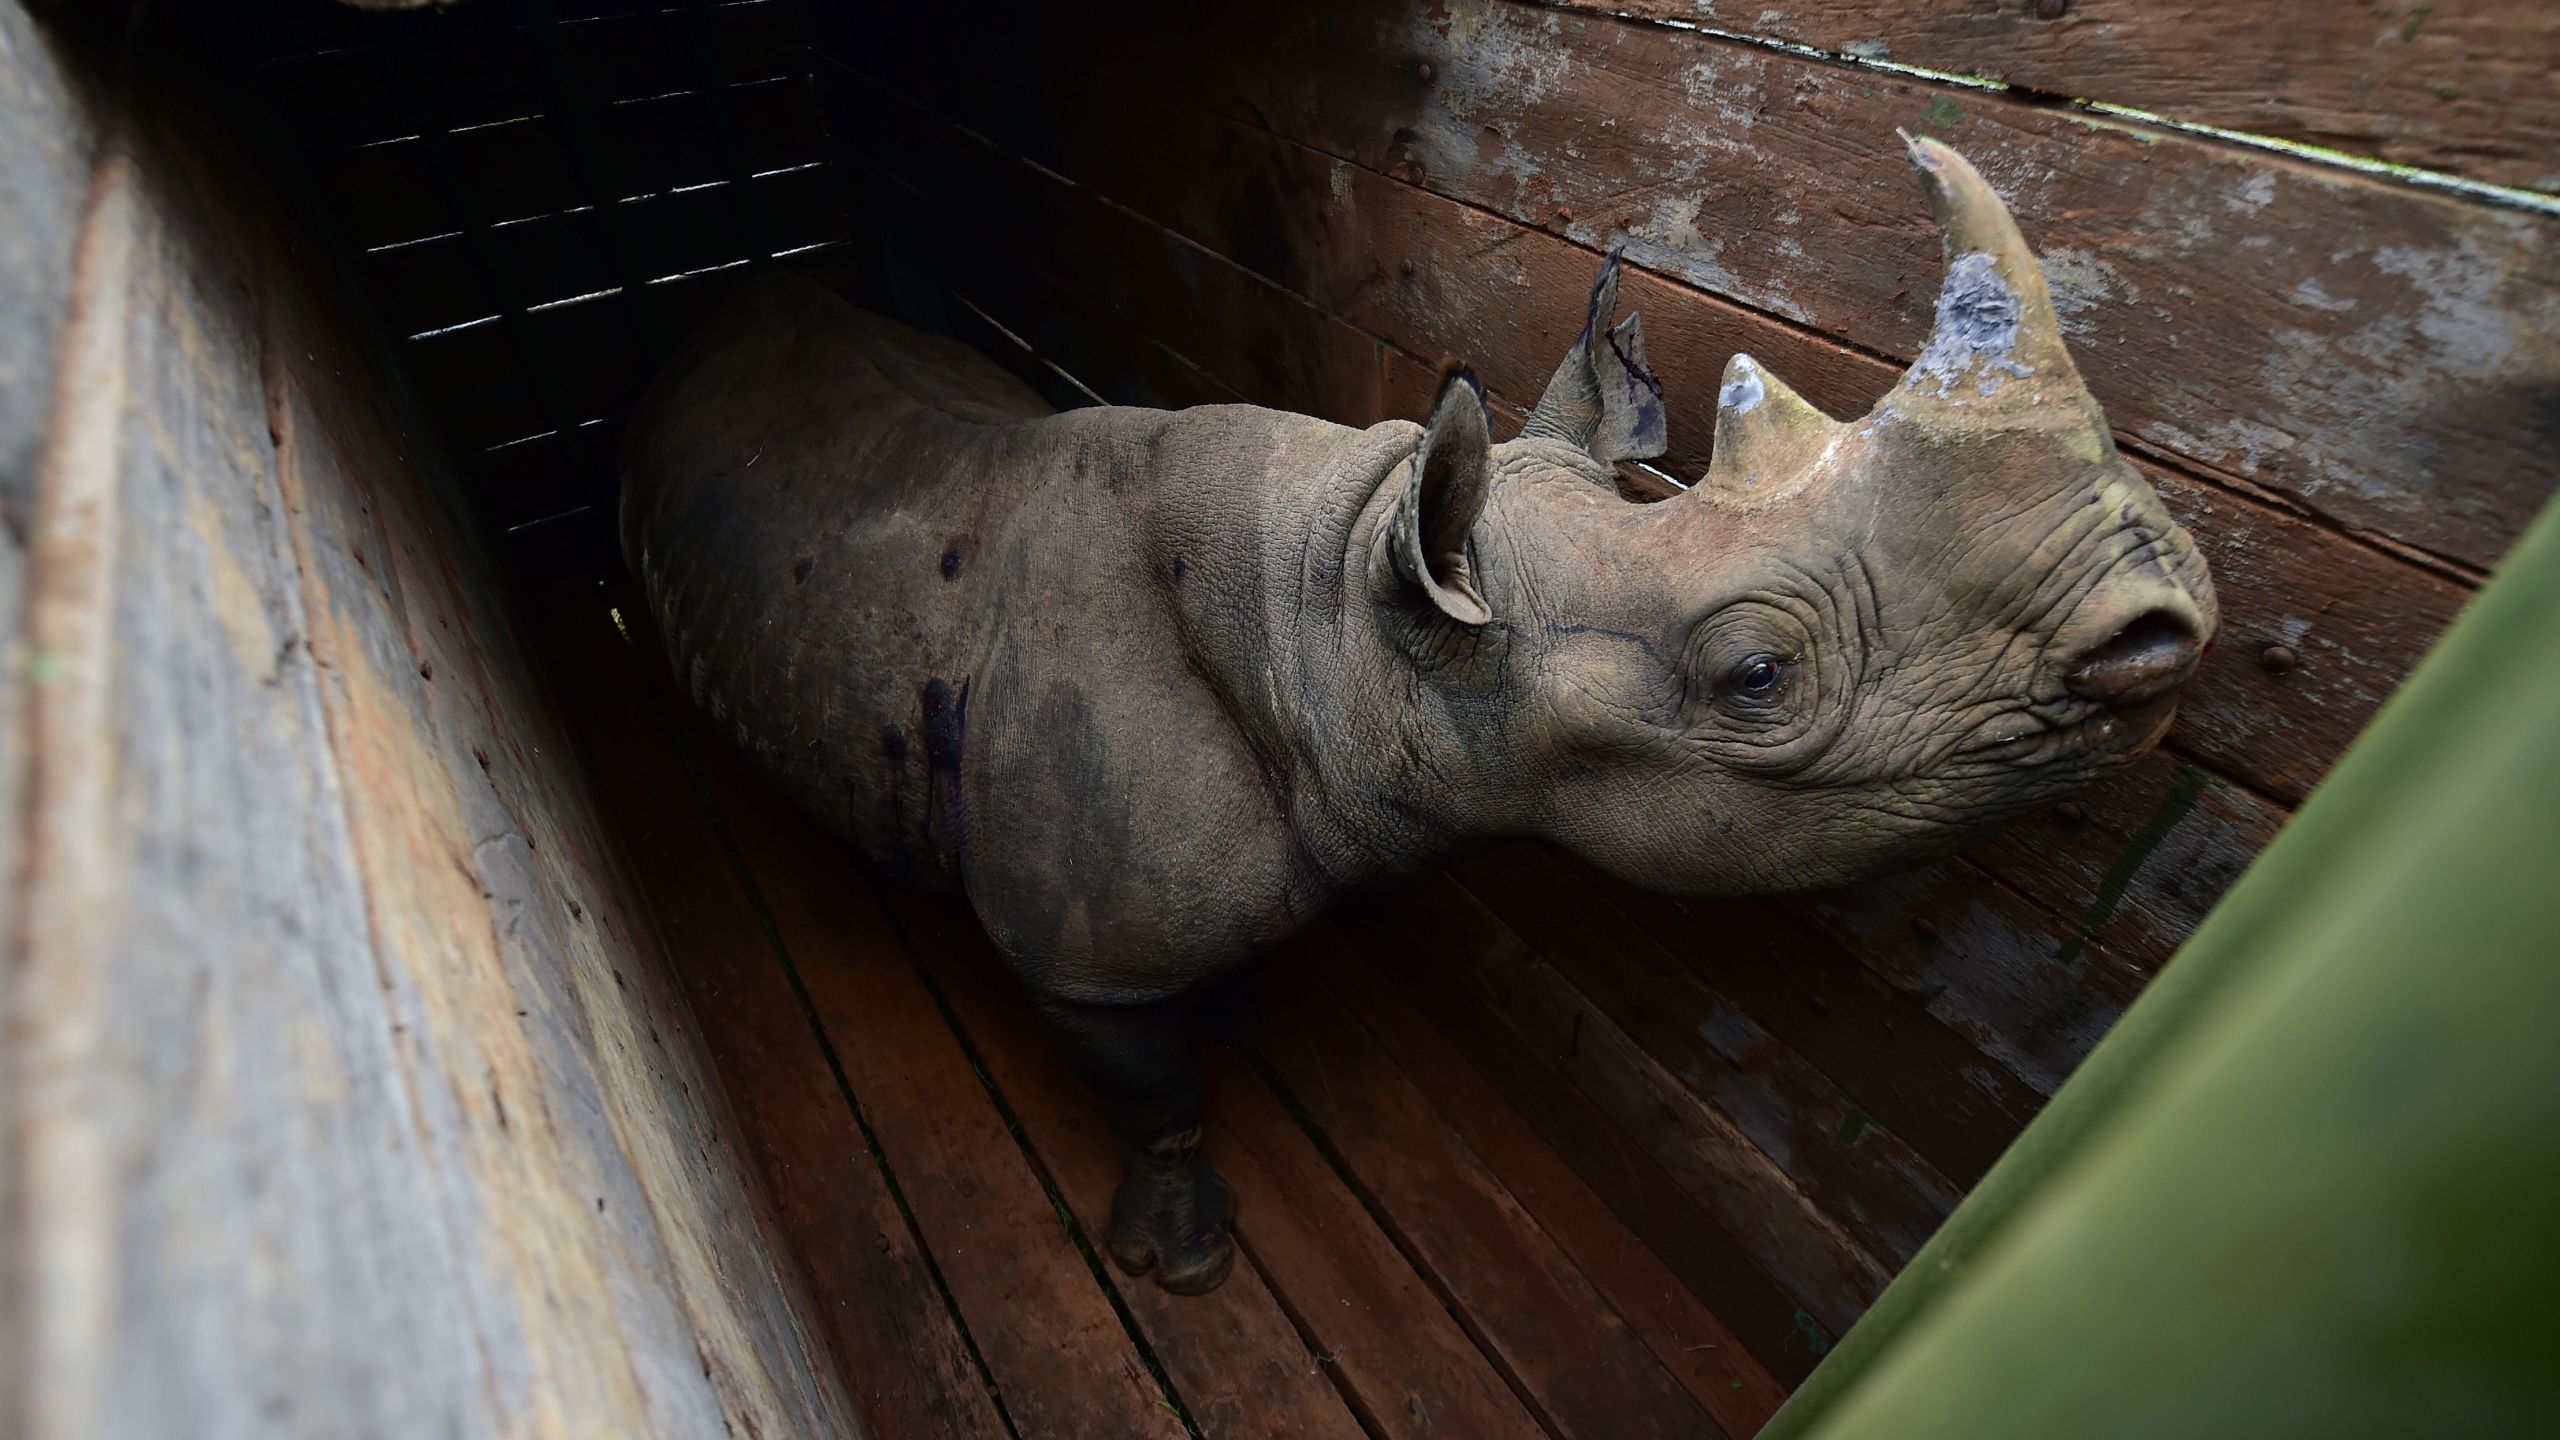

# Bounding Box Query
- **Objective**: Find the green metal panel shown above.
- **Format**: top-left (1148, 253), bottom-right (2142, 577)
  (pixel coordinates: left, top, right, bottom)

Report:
top-left (1767, 499), bottom-right (2560, 1439)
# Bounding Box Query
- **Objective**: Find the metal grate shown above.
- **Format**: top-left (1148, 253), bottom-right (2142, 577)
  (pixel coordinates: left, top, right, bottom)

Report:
top-left (251, 0), bottom-right (851, 534)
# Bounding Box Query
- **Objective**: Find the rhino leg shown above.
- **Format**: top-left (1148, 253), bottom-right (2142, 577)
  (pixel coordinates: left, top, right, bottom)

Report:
top-left (1036, 991), bottom-right (1237, 1295)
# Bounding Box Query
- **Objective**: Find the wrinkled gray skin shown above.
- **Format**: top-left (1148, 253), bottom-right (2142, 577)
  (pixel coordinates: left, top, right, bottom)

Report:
top-left (621, 138), bottom-right (2216, 1294)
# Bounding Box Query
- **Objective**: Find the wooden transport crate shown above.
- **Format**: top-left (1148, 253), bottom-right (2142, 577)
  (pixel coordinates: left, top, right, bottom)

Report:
top-left (3, 0), bottom-right (2552, 1436)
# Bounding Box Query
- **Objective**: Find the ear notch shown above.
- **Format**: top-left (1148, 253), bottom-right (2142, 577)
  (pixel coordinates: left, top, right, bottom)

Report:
top-left (1392, 364), bottom-right (1495, 626)
top-left (1522, 245), bottom-right (1668, 467)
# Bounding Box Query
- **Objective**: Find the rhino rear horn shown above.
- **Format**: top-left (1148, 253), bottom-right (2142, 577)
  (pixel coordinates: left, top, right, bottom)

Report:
top-left (1884, 135), bottom-right (2090, 414)
top-left (1698, 353), bottom-right (1840, 500)
top-left (1523, 246), bottom-right (1668, 467)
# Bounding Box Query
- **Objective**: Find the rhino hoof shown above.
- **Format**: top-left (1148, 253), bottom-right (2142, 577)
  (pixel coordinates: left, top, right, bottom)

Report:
top-left (1107, 1160), bottom-right (1237, 1296)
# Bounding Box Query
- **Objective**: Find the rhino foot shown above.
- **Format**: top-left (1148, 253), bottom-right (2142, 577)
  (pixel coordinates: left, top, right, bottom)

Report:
top-left (1106, 1128), bottom-right (1237, 1296)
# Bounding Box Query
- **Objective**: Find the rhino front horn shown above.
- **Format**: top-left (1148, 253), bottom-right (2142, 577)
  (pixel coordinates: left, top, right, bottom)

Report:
top-left (1887, 133), bottom-right (2087, 411)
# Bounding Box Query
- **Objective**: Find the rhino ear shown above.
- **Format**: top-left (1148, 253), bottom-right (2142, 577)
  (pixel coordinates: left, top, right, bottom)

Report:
top-left (1522, 245), bottom-right (1668, 467)
top-left (1392, 365), bottom-right (1495, 626)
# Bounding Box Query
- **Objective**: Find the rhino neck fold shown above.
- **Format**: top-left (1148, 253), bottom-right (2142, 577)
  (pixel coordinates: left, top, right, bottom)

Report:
top-left (1153, 414), bottom-right (1514, 895)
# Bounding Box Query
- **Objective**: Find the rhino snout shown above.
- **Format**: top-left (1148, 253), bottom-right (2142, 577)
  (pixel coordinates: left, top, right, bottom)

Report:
top-left (2064, 599), bottom-right (2211, 704)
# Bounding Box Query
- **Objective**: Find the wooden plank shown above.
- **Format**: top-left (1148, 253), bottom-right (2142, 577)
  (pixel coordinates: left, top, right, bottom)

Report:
top-left (1203, 1050), bottom-right (1553, 1440)
top-left (1569, 0), bottom-right (2560, 195)
top-left (868, 878), bottom-right (1374, 1440)
top-left (684, 731), bottom-right (1191, 1440)
top-left (1350, 901), bottom-right (1829, 1383)
top-left (9, 52), bottom-right (855, 1434)
top-left (1533, 853), bottom-right (2043, 1189)
top-left (1372, 877), bottom-right (1890, 1339)
top-left (269, 224), bottom-right (860, 1440)
top-left (1787, 864), bottom-right (2135, 1099)
top-left (2149, 471), bottom-right (2468, 804)
top-left (12, 118), bottom-right (512, 1440)
top-left (529, 581), bottom-right (1010, 1440)
top-left (1448, 850), bottom-right (1965, 1269)
top-left (847, 3), bottom-right (2560, 574)
top-left (0, 19), bottom-right (97, 1282)
top-left (1963, 749), bottom-right (2284, 977)
top-left (826, 73), bottom-right (2468, 809)
top-left (1297, 924), bottom-right (1791, 1436)
top-left (1254, 962), bottom-right (1732, 1440)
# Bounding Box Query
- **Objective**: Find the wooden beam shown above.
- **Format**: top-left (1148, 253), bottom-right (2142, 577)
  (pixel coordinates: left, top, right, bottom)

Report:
top-left (1559, 0), bottom-right (2560, 196)
top-left (844, 0), bottom-right (2560, 574)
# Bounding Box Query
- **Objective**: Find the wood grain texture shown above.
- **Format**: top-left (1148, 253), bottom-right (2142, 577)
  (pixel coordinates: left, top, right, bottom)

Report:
top-left (1451, 849), bottom-right (1966, 1270)
top-left (1576, 0), bottom-right (2560, 195)
top-left (1375, 876), bottom-right (1891, 1339)
top-left (0, 33), bottom-right (97, 1337)
top-left (4, 17), bottom-right (860, 1435)
top-left (845, 0), bottom-right (2560, 575)
top-left (1541, 854), bottom-right (2044, 1189)
top-left (1257, 961), bottom-right (1733, 1440)
top-left (1349, 900), bottom-right (1831, 1384)
top-left (1201, 1045), bottom-right (1555, 1440)
top-left (1296, 926), bottom-right (1790, 1436)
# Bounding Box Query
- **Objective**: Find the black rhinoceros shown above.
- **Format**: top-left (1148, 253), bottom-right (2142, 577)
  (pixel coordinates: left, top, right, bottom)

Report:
top-left (620, 136), bottom-right (2216, 1294)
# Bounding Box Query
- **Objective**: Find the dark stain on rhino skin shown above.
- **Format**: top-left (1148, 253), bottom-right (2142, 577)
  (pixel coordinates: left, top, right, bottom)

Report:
top-left (923, 676), bottom-right (971, 878)
top-left (881, 723), bottom-right (909, 761)
top-left (793, 555), bottom-right (814, 584)
top-left (941, 545), bottom-right (966, 580)
top-left (1172, 555), bottom-right (1187, 583)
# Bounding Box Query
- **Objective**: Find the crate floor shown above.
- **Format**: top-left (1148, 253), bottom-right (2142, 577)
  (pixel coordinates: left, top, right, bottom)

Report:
top-left (531, 566), bottom-right (1788, 1440)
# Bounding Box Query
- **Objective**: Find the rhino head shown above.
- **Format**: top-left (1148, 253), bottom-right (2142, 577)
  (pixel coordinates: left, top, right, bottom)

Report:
top-left (1366, 136), bottom-right (2216, 895)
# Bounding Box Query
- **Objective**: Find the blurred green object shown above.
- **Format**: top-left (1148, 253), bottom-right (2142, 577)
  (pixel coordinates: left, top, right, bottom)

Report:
top-left (1766, 497), bottom-right (2560, 1440)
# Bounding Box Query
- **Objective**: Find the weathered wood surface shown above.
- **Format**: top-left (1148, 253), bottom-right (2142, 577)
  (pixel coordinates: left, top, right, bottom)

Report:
top-left (1576, 0), bottom-right (2560, 195)
top-left (1454, 850), bottom-right (1965, 1271)
top-left (0, 25), bottom-right (96, 1285)
top-left (1539, 854), bottom-right (2044, 1189)
top-left (848, 0), bottom-right (2560, 575)
top-left (2, 11), bottom-right (861, 1435)
top-left (1257, 959), bottom-right (1737, 1440)
top-left (1385, 874), bottom-right (1892, 1340)
top-left (1350, 894), bottom-right (1835, 1383)
top-left (1298, 932), bottom-right (1789, 1435)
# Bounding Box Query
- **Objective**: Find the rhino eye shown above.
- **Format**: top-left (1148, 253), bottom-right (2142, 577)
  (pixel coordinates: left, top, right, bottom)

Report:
top-left (1732, 655), bottom-right (1786, 700)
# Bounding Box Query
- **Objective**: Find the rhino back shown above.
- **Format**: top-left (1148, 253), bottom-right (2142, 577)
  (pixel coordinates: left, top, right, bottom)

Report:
top-left (623, 277), bottom-right (1390, 996)
top-left (619, 276), bottom-right (1062, 882)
